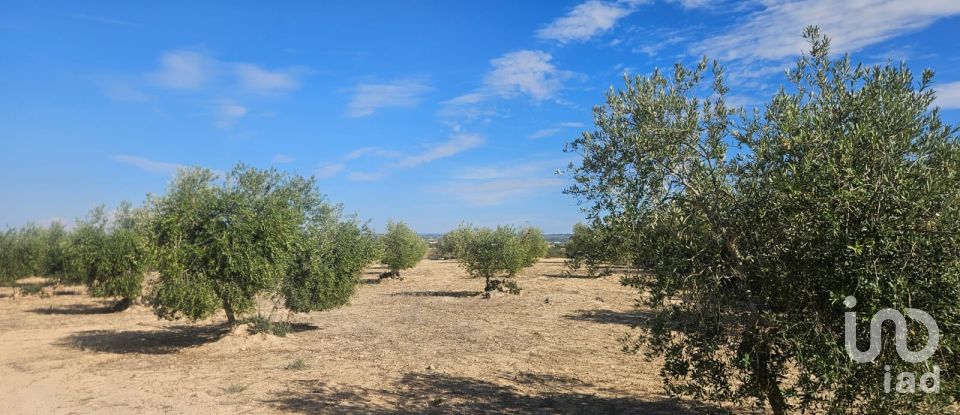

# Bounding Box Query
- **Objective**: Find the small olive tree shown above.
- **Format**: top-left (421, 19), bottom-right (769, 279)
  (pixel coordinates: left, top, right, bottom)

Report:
top-left (566, 27), bottom-right (960, 413)
top-left (379, 220), bottom-right (427, 278)
top-left (564, 223), bottom-right (626, 276)
top-left (67, 203), bottom-right (152, 310)
top-left (457, 225), bottom-right (546, 293)
top-left (436, 224), bottom-right (470, 259)
top-left (519, 227), bottom-right (549, 267)
top-left (150, 164), bottom-right (375, 328)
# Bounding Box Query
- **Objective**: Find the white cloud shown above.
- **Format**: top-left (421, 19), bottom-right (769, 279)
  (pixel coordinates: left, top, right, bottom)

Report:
top-left (484, 50), bottom-right (570, 101)
top-left (113, 154), bottom-right (185, 175)
top-left (272, 154), bottom-right (295, 163)
top-left (666, 0), bottom-right (711, 9)
top-left (148, 50), bottom-right (213, 90)
top-left (236, 64), bottom-right (300, 94)
top-left (439, 178), bottom-right (565, 207)
top-left (693, 0), bottom-right (960, 63)
top-left (529, 121), bottom-right (585, 139)
top-left (96, 77), bottom-right (151, 102)
top-left (348, 171), bottom-right (388, 181)
top-left (75, 13), bottom-right (139, 27)
top-left (396, 133), bottom-right (485, 167)
top-left (344, 146), bottom-right (402, 160)
top-left (314, 163), bottom-right (346, 179)
top-left (457, 158), bottom-right (569, 180)
top-left (215, 101), bottom-right (248, 128)
top-left (536, 1), bottom-right (639, 43)
top-left (935, 81), bottom-right (960, 109)
top-left (346, 80), bottom-right (430, 117)
top-left (442, 92), bottom-right (486, 106)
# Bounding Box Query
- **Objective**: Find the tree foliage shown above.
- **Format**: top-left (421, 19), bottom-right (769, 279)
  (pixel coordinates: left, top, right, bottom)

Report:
top-left (456, 225), bottom-right (547, 293)
top-left (0, 222), bottom-right (72, 286)
top-left (150, 164), bottom-right (375, 326)
top-left (380, 220), bottom-right (427, 276)
top-left (566, 27), bottom-right (960, 413)
top-left (564, 223), bottom-right (628, 276)
top-left (436, 224), bottom-right (471, 259)
top-left (67, 203), bottom-right (153, 310)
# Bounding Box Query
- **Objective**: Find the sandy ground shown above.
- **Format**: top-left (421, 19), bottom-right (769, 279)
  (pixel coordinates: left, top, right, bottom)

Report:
top-left (0, 259), bottom-right (715, 414)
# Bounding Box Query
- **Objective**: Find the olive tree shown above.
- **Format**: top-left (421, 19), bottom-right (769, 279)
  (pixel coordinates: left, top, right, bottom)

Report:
top-left (565, 27), bottom-right (960, 413)
top-left (436, 224), bottom-right (470, 259)
top-left (379, 220), bottom-right (427, 278)
top-left (0, 222), bottom-right (73, 287)
top-left (150, 164), bottom-right (375, 327)
top-left (67, 203), bottom-right (152, 310)
top-left (564, 223), bottom-right (627, 276)
top-left (456, 225), bottom-right (546, 293)
top-left (519, 227), bottom-right (549, 267)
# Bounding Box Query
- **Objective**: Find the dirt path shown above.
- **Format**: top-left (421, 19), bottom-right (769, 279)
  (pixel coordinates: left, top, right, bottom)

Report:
top-left (0, 259), bottom-right (706, 414)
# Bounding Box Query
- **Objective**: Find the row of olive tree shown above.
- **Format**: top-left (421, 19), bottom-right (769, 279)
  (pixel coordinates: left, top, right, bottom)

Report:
top-left (0, 222), bottom-right (71, 286)
top-left (565, 27), bottom-right (960, 413)
top-left (2, 165), bottom-right (388, 331)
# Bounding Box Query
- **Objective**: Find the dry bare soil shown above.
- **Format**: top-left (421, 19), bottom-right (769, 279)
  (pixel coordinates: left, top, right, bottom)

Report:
top-left (0, 259), bottom-right (714, 414)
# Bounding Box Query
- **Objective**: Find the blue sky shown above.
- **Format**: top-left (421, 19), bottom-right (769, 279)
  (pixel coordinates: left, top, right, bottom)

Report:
top-left (2, 0), bottom-right (960, 233)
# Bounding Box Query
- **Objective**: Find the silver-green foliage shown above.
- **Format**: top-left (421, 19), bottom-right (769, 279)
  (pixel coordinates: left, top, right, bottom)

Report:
top-left (456, 225), bottom-right (547, 292)
top-left (150, 164), bottom-right (375, 325)
top-left (380, 220), bottom-right (427, 274)
top-left (565, 27), bottom-right (960, 413)
top-left (0, 221), bottom-right (72, 286)
top-left (67, 203), bottom-right (153, 308)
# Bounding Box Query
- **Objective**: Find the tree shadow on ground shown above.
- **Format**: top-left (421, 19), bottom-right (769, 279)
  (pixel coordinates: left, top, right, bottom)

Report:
top-left (266, 371), bottom-right (718, 414)
top-left (29, 302), bottom-right (117, 315)
top-left (543, 273), bottom-right (604, 279)
top-left (390, 291), bottom-right (481, 298)
top-left (564, 309), bottom-right (651, 327)
top-left (59, 324), bottom-right (231, 354)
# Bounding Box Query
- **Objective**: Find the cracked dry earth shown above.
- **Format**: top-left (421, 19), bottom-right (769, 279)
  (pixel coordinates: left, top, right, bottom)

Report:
top-left (0, 258), bottom-right (715, 414)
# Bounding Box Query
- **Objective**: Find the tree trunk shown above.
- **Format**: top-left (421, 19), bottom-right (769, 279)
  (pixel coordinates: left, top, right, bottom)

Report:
top-left (755, 339), bottom-right (787, 415)
top-left (223, 300), bottom-right (237, 326)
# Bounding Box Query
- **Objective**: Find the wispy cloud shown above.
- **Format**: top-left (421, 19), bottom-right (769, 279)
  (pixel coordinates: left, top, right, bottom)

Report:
top-left (439, 178), bottom-right (565, 207)
top-left (484, 50), bottom-right (572, 101)
top-left (528, 121), bottom-right (585, 139)
top-left (456, 158), bottom-right (570, 180)
top-left (314, 163), bottom-right (346, 179)
top-left (272, 154), bottom-right (295, 163)
top-left (148, 50), bottom-right (214, 90)
top-left (75, 13), bottom-right (140, 27)
top-left (344, 146), bottom-right (402, 160)
top-left (113, 154), bottom-right (185, 175)
top-left (692, 0), bottom-right (960, 63)
top-left (235, 64), bottom-right (300, 94)
top-left (536, 0), bottom-right (641, 43)
top-left (346, 80), bottom-right (430, 117)
top-left (396, 133), bottom-right (485, 167)
top-left (935, 81), bottom-right (960, 109)
top-left (348, 171), bottom-right (388, 181)
top-left (94, 77), bottom-right (152, 102)
top-left (437, 158), bottom-right (568, 206)
top-left (214, 100), bottom-right (248, 128)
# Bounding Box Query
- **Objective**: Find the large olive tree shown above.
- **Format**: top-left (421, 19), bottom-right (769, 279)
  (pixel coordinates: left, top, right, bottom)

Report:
top-left (566, 27), bottom-right (960, 413)
top-left (150, 164), bottom-right (376, 327)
